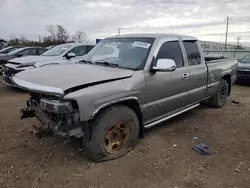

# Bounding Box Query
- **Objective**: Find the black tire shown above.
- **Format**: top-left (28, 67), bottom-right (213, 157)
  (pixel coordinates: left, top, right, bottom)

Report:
top-left (208, 79), bottom-right (229, 108)
top-left (83, 105), bottom-right (140, 162)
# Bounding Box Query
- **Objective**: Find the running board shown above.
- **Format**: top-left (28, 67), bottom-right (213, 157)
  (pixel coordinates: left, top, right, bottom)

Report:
top-left (144, 103), bottom-right (200, 129)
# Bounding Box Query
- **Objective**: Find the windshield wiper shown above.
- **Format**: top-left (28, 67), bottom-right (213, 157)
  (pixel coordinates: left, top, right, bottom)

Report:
top-left (94, 61), bottom-right (119, 68)
top-left (78, 59), bottom-right (92, 64)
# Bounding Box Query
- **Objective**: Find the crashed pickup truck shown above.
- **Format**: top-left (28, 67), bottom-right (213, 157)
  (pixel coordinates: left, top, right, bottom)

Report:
top-left (13, 34), bottom-right (237, 162)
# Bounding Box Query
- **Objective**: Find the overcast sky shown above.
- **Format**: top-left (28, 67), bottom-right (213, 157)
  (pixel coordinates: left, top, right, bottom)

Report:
top-left (1, 0), bottom-right (250, 45)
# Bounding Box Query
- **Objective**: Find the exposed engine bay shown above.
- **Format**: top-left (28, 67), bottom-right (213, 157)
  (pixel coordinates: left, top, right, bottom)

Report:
top-left (21, 93), bottom-right (84, 138)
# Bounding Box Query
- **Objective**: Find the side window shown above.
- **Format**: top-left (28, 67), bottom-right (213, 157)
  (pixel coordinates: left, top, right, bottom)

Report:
top-left (38, 48), bottom-right (46, 55)
top-left (156, 41), bottom-right (184, 68)
top-left (27, 49), bottom-right (38, 55)
top-left (183, 41), bottom-right (201, 66)
top-left (70, 46), bottom-right (86, 56)
top-left (86, 46), bottom-right (94, 54)
top-left (18, 49), bottom-right (29, 56)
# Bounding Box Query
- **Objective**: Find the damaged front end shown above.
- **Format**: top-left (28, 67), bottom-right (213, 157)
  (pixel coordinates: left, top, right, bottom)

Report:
top-left (21, 93), bottom-right (84, 138)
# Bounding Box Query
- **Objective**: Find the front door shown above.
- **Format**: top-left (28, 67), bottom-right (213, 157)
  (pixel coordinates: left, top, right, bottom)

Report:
top-left (143, 40), bottom-right (190, 124)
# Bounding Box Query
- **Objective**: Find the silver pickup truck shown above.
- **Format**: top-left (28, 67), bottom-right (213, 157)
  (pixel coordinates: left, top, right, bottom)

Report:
top-left (13, 34), bottom-right (237, 162)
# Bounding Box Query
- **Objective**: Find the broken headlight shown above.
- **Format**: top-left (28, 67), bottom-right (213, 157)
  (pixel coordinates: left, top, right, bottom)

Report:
top-left (40, 99), bottom-right (73, 114)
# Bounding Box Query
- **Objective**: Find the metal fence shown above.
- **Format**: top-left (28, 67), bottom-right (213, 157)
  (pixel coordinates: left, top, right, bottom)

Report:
top-left (203, 49), bottom-right (250, 60)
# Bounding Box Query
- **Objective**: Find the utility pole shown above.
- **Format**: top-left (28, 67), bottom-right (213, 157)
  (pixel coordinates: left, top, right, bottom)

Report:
top-left (224, 16), bottom-right (230, 49)
top-left (236, 36), bottom-right (242, 47)
top-left (118, 28), bottom-right (121, 35)
top-left (38, 35), bottom-right (41, 43)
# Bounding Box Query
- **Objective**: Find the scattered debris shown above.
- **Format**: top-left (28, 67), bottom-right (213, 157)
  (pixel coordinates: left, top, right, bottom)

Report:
top-left (192, 136), bottom-right (199, 140)
top-left (31, 172), bottom-right (42, 188)
top-left (232, 100), bottom-right (240, 104)
top-left (32, 125), bottom-right (53, 138)
top-left (173, 144), bottom-right (178, 148)
top-left (192, 143), bottom-right (211, 155)
top-left (235, 168), bottom-right (240, 173)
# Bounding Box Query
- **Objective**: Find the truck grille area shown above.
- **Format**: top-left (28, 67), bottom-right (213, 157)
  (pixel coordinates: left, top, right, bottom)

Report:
top-left (28, 94), bottom-right (80, 131)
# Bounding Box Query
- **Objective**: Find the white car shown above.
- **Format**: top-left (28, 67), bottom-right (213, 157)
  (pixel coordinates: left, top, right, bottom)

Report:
top-left (2, 43), bottom-right (94, 86)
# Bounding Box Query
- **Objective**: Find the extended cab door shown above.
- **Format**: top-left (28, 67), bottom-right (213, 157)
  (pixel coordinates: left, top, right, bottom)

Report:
top-left (182, 40), bottom-right (207, 104)
top-left (143, 39), bottom-right (190, 123)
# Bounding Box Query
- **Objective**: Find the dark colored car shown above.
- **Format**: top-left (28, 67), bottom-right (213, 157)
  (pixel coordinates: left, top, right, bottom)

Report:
top-left (0, 46), bottom-right (23, 54)
top-left (237, 54), bottom-right (250, 82)
top-left (0, 47), bottom-right (46, 66)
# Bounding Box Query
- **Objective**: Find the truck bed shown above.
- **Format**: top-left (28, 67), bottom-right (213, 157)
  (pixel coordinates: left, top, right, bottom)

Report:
top-left (204, 58), bottom-right (238, 98)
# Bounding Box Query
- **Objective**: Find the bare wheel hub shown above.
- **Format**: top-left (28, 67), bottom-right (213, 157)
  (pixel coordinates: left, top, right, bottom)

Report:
top-left (104, 122), bottom-right (130, 153)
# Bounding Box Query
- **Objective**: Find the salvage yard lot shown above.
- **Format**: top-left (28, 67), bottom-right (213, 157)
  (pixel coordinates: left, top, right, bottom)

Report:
top-left (0, 81), bottom-right (250, 188)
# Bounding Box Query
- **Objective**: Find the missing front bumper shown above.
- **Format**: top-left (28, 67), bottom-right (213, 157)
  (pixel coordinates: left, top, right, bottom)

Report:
top-left (20, 106), bottom-right (84, 138)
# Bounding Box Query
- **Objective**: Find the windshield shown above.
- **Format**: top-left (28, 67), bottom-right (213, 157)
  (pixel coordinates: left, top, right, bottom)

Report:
top-left (241, 55), bottom-right (250, 63)
top-left (41, 44), bottom-right (73, 56)
top-left (85, 37), bottom-right (155, 70)
top-left (7, 48), bottom-right (26, 55)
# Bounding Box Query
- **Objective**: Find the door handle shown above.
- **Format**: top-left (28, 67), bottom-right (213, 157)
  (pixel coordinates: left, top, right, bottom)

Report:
top-left (182, 73), bottom-right (190, 80)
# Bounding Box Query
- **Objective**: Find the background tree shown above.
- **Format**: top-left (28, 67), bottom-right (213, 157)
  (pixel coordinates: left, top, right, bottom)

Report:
top-left (56, 25), bottom-right (69, 43)
top-left (4, 24), bottom-right (88, 46)
top-left (72, 30), bottom-right (88, 43)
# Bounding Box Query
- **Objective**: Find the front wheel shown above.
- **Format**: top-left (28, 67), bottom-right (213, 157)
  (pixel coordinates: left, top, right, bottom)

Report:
top-left (208, 79), bottom-right (229, 108)
top-left (83, 105), bottom-right (140, 162)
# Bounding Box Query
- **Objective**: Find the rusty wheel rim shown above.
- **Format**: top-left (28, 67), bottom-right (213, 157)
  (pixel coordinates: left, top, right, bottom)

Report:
top-left (104, 122), bottom-right (130, 153)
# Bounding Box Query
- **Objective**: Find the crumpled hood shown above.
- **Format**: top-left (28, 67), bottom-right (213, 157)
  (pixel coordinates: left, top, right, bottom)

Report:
top-left (13, 64), bottom-right (133, 94)
top-left (238, 62), bottom-right (250, 70)
top-left (9, 56), bottom-right (62, 65)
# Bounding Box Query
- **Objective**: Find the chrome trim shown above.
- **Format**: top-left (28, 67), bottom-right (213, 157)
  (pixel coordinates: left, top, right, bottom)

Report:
top-left (12, 76), bottom-right (64, 95)
top-left (91, 96), bottom-right (139, 118)
top-left (144, 103), bottom-right (200, 129)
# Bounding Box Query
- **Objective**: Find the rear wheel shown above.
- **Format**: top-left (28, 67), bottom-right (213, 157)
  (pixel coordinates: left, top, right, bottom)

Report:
top-left (83, 105), bottom-right (139, 162)
top-left (208, 79), bottom-right (229, 108)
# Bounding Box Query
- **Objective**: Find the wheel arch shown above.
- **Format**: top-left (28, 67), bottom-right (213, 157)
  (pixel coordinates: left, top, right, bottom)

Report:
top-left (90, 97), bottom-right (144, 139)
top-left (221, 74), bottom-right (231, 96)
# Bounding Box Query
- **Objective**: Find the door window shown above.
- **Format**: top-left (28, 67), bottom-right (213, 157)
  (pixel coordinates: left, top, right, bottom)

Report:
top-left (27, 48), bottom-right (38, 55)
top-left (156, 41), bottom-right (184, 68)
top-left (183, 41), bottom-right (201, 65)
top-left (69, 46), bottom-right (86, 56)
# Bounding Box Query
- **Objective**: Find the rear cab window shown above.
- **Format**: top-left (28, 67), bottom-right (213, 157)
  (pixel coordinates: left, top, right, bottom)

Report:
top-left (183, 41), bottom-right (201, 66)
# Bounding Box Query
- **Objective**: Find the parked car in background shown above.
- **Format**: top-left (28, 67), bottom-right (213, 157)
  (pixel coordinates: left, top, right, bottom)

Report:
top-left (237, 54), bottom-right (250, 82)
top-left (13, 34), bottom-right (237, 162)
top-left (0, 46), bottom-right (23, 54)
top-left (0, 47), bottom-right (46, 66)
top-left (2, 43), bottom-right (94, 86)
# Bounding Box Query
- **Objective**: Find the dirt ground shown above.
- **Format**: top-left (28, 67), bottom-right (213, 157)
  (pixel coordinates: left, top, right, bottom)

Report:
top-left (0, 81), bottom-right (250, 188)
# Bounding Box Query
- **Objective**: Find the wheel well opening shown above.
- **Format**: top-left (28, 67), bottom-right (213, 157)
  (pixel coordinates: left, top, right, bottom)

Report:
top-left (93, 100), bottom-right (144, 139)
top-left (222, 74), bottom-right (231, 96)
top-left (120, 100), bottom-right (144, 139)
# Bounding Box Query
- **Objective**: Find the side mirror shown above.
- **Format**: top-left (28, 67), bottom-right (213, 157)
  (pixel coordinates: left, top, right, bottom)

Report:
top-left (66, 52), bottom-right (76, 59)
top-left (17, 53), bottom-right (23, 57)
top-left (152, 59), bottom-right (176, 72)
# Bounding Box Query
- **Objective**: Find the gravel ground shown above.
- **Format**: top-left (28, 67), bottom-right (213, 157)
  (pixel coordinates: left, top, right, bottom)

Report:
top-left (0, 81), bottom-right (250, 188)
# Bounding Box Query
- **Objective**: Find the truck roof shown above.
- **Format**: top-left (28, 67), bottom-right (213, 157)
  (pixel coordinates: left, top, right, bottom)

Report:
top-left (109, 33), bottom-right (198, 41)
